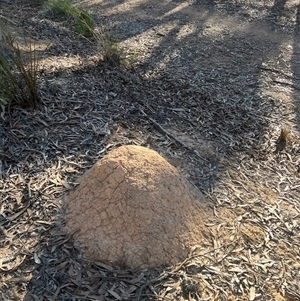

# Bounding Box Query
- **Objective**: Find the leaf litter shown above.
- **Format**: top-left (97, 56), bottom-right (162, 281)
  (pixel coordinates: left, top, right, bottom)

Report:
top-left (0, 0), bottom-right (300, 300)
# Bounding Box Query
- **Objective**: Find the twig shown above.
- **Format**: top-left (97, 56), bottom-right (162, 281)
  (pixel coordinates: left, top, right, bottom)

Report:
top-left (139, 107), bottom-right (205, 160)
top-left (258, 66), bottom-right (300, 80)
top-left (273, 79), bottom-right (300, 91)
top-left (6, 200), bottom-right (31, 221)
top-left (139, 107), bottom-right (189, 147)
top-left (285, 288), bottom-right (300, 300)
top-left (136, 271), bottom-right (170, 301)
top-left (0, 14), bottom-right (17, 25)
top-left (136, 240), bottom-right (238, 301)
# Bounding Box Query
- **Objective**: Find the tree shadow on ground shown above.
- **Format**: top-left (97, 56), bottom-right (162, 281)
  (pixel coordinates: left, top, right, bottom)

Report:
top-left (291, 4), bottom-right (300, 132)
top-left (1, 1), bottom-right (300, 300)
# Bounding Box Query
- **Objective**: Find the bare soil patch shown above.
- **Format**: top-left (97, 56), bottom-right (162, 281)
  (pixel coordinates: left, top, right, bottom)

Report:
top-left (1, 0), bottom-right (300, 300)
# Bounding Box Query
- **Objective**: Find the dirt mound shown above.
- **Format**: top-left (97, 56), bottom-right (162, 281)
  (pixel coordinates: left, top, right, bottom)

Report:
top-left (66, 145), bottom-right (212, 269)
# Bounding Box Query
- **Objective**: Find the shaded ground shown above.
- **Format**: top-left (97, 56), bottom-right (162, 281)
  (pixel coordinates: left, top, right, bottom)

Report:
top-left (0, 0), bottom-right (300, 300)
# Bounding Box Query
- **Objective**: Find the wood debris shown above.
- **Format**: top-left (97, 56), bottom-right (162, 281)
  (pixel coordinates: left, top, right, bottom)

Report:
top-left (1, 0), bottom-right (300, 300)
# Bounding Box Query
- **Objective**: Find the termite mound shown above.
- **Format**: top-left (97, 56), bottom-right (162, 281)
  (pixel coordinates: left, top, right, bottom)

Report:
top-left (66, 145), bottom-right (212, 269)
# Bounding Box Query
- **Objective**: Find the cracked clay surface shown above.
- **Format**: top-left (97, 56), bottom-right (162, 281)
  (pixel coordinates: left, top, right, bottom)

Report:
top-left (66, 145), bottom-right (213, 269)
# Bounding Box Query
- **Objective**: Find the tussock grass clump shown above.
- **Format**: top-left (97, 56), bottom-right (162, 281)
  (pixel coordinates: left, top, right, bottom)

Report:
top-left (94, 29), bottom-right (123, 66)
top-left (45, 0), bottom-right (72, 17)
top-left (45, 0), bottom-right (95, 36)
top-left (74, 10), bottom-right (95, 36)
top-left (45, 1), bottom-right (122, 62)
top-left (0, 35), bottom-right (40, 111)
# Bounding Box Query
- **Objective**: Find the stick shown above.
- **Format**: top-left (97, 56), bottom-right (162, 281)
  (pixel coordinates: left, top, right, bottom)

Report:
top-left (139, 107), bottom-right (205, 160)
top-left (273, 79), bottom-right (300, 91)
top-left (0, 14), bottom-right (17, 25)
top-left (258, 66), bottom-right (299, 80)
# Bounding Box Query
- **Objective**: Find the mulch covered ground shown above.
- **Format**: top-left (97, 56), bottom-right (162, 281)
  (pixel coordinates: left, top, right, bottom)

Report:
top-left (1, 0), bottom-right (300, 300)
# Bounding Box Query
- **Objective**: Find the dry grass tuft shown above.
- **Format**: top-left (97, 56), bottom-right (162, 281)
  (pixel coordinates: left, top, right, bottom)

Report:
top-left (0, 34), bottom-right (40, 110)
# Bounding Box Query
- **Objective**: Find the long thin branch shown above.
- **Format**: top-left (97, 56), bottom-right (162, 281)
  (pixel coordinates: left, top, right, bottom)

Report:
top-left (258, 66), bottom-right (300, 80)
top-left (273, 79), bottom-right (300, 91)
top-left (0, 14), bottom-right (17, 25)
top-left (139, 107), bottom-right (205, 160)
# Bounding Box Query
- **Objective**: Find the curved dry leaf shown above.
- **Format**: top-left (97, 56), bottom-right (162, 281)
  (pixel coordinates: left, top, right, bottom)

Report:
top-left (33, 252), bottom-right (41, 264)
top-left (249, 286), bottom-right (256, 301)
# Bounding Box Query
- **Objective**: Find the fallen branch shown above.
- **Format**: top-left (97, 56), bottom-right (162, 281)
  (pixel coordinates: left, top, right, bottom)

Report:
top-left (139, 107), bottom-right (205, 160)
